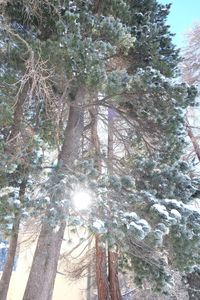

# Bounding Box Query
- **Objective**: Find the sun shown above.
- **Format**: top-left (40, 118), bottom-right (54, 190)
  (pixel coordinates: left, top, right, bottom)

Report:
top-left (72, 190), bottom-right (92, 210)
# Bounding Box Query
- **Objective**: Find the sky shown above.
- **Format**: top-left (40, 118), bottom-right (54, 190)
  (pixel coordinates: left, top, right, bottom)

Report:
top-left (159, 0), bottom-right (200, 48)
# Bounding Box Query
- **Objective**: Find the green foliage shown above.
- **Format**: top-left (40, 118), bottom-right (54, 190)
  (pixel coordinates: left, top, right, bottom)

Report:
top-left (134, 159), bottom-right (195, 201)
top-left (132, 257), bottom-right (173, 294)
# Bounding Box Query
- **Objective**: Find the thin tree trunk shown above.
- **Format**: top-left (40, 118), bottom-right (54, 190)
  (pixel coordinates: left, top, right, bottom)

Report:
top-left (187, 124), bottom-right (200, 162)
top-left (0, 178), bottom-right (28, 300)
top-left (86, 236), bottom-right (92, 300)
top-left (0, 217), bottom-right (20, 300)
top-left (23, 87), bottom-right (85, 300)
top-left (107, 108), bottom-right (114, 175)
top-left (0, 82), bottom-right (29, 299)
top-left (107, 108), bottom-right (122, 300)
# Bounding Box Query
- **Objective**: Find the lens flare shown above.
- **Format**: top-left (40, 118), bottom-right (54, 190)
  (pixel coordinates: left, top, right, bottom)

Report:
top-left (72, 190), bottom-right (91, 210)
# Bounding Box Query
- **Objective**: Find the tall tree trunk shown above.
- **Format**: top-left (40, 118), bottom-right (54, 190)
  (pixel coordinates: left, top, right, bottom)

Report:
top-left (108, 251), bottom-right (122, 300)
top-left (90, 106), bottom-right (111, 300)
top-left (107, 108), bottom-right (122, 300)
top-left (95, 236), bottom-right (111, 300)
top-left (23, 221), bottom-right (66, 300)
top-left (0, 82), bottom-right (29, 299)
top-left (23, 87), bottom-right (85, 300)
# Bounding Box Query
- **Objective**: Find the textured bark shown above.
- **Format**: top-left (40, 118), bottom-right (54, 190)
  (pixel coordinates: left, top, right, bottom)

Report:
top-left (95, 236), bottom-right (111, 300)
top-left (23, 87), bottom-right (85, 300)
top-left (107, 110), bottom-right (122, 300)
top-left (90, 106), bottom-right (122, 299)
top-left (0, 217), bottom-right (20, 300)
top-left (23, 222), bottom-right (66, 300)
top-left (0, 82), bottom-right (29, 299)
top-left (90, 106), bottom-right (111, 299)
top-left (0, 179), bottom-right (27, 300)
top-left (108, 251), bottom-right (122, 300)
top-left (89, 106), bottom-right (101, 171)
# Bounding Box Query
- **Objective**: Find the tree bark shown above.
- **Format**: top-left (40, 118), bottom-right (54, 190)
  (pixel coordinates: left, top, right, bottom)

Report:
top-left (0, 82), bottom-right (29, 299)
top-left (95, 236), bottom-right (111, 300)
top-left (86, 237), bottom-right (92, 300)
top-left (107, 108), bottom-right (114, 175)
top-left (0, 181), bottom-right (27, 300)
top-left (23, 87), bottom-right (85, 300)
top-left (23, 221), bottom-right (66, 300)
top-left (108, 251), bottom-right (122, 300)
top-left (89, 105), bottom-right (111, 300)
top-left (89, 106), bottom-right (101, 171)
top-left (107, 109), bottom-right (122, 300)
top-left (0, 217), bottom-right (20, 300)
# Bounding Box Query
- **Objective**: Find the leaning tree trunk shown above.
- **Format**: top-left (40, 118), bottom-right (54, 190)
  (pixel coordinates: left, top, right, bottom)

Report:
top-left (0, 82), bottom-right (29, 300)
top-left (107, 108), bottom-right (122, 300)
top-left (23, 87), bottom-right (85, 300)
top-left (23, 221), bottom-right (66, 300)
